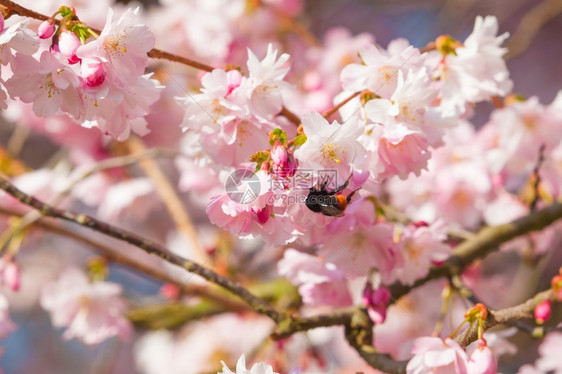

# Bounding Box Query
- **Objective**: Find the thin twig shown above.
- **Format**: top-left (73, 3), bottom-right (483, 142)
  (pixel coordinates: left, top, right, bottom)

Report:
top-left (321, 91), bottom-right (362, 120)
top-left (126, 137), bottom-right (207, 261)
top-left (0, 176), bottom-right (282, 322)
top-left (505, 0), bottom-right (562, 60)
top-left (0, 147), bottom-right (182, 255)
top-left (0, 205), bottom-right (248, 311)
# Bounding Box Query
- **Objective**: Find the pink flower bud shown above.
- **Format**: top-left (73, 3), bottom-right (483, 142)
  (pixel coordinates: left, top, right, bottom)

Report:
top-left (0, 13), bottom-right (5, 33)
top-left (271, 143), bottom-right (298, 178)
top-left (534, 299), bottom-right (551, 324)
top-left (362, 282), bottom-right (391, 324)
top-left (58, 31), bottom-right (81, 64)
top-left (467, 340), bottom-right (497, 374)
top-left (0, 258), bottom-right (20, 291)
top-left (160, 283), bottom-right (180, 300)
top-left (81, 58), bottom-right (106, 87)
top-left (38, 19), bottom-right (55, 39)
top-left (254, 205), bottom-right (271, 224)
top-left (271, 142), bottom-right (288, 167)
top-left (3, 261), bottom-right (20, 291)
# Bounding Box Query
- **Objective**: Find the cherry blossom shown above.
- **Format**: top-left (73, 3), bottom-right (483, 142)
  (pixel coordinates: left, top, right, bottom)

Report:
top-left (340, 41), bottom-right (424, 99)
top-left (391, 220), bottom-right (451, 285)
top-left (0, 16), bottom-right (40, 65)
top-left (76, 7), bottom-right (154, 86)
top-left (278, 248), bottom-right (352, 307)
top-left (6, 50), bottom-right (81, 118)
top-left (219, 354), bottom-right (278, 374)
top-left (40, 267), bottom-right (133, 345)
top-left (467, 340), bottom-right (497, 374)
top-left (436, 15), bottom-right (513, 117)
top-left (406, 337), bottom-right (469, 374)
top-left (294, 111), bottom-right (367, 179)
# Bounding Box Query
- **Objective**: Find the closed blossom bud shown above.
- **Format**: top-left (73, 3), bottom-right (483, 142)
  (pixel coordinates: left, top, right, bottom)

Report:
top-left (534, 299), bottom-right (551, 324)
top-left (271, 142), bottom-right (288, 167)
top-left (0, 259), bottom-right (21, 291)
top-left (467, 339), bottom-right (497, 374)
top-left (254, 204), bottom-right (271, 224)
top-left (160, 283), bottom-right (180, 300)
top-left (0, 12), bottom-right (4, 33)
top-left (58, 31), bottom-right (81, 64)
top-left (362, 281), bottom-right (391, 324)
top-left (271, 143), bottom-right (298, 178)
top-left (38, 19), bottom-right (55, 39)
top-left (81, 58), bottom-right (106, 87)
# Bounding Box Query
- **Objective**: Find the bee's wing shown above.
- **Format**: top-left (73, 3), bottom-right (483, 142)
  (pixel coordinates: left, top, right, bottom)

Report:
top-left (319, 205), bottom-right (345, 217)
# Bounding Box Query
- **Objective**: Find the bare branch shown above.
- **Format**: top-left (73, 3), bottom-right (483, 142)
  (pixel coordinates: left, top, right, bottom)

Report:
top-left (0, 176), bottom-right (282, 322)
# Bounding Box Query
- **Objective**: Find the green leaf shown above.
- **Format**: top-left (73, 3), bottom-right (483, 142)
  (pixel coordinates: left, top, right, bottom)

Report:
top-left (293, 134), bottom-right (307, 148)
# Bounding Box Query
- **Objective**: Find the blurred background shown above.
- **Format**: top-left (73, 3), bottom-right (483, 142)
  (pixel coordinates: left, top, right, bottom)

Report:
top-left (1, 0), bottom-right (561, 373)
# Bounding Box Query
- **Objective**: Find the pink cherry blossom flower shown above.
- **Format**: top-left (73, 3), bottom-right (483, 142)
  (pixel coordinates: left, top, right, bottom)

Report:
top-left (246, 44), bottom-right (290, 119)
top-left (406, 336), bottom-right (469, 374)
top-left (368, 122), bottom-right (431, 180)
top-left (178, 68), bottom-right (243, 134)
top-left (219, 354), bottom-right (278, 374)
top-left (386, 68), bottom-right (437, 125)
top-left (77, 7), bottom-right (154, 86)
top-left (80, 73), bottom-right (163, 141)
top-left (97, 177), bottom-right (159, 222)
top-left (278, 249), bottom-right (352, 307)
top-left (294, 111), bottom-right (366, 178)
top-left (340, 42), bottom-right (423, 99)
top-left (436, 16), bottom-right (512, 117)
top-left (0, 17), bottom-right (40, 65)
top-left (206, 170), bottom-right (275, 238)
top-left (40, 267), bottom-right (133, 345)
top-left (320, 222), bottom-right (402, 281)
top-left (135, 314), bottom-right (273, 374)
top-left (5, 51), bottom-right (82, 118)
top-left (467, 340), bottom-right (497, 374)
top-left (483, 95), bottom-right (562, 184)
top-left (391, 220), bottom-right (451, 285)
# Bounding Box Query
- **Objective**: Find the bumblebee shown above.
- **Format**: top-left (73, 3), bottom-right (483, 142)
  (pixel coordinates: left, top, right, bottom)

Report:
top-left (305, 174), bottom-right (359, 217)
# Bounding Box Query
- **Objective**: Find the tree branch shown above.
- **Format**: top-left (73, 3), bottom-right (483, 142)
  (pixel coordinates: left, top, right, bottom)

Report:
top-left (455, 289), bottom-right (554, 347)
top-left (0, 176), bottom-right (282, 322)
top-left (0, 204), bottom-right (249, 311)
top-left (387, 201), bottom-right (562, 300)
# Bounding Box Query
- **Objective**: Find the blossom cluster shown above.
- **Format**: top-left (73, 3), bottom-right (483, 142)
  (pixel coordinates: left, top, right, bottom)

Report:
top-left (0, 6), bottom-right (162, 141)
